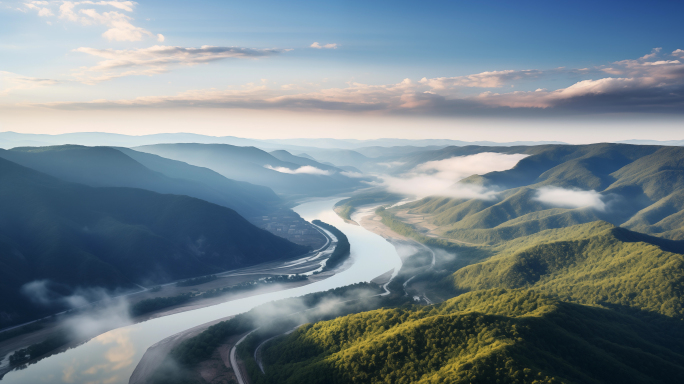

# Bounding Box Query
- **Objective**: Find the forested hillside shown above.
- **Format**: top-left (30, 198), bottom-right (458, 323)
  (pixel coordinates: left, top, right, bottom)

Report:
top-left (448, 221), bottom-right (684, 319)
top-left (394, 143), bottom-right (684, 242)
top-left (260, 289), bottom-right (684, 384)
top-left (0, 157), bottom-right (307, 327)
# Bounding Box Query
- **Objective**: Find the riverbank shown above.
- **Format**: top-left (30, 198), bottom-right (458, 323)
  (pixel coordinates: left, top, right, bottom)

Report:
top-left (0, 231), bottom-right (338, 380)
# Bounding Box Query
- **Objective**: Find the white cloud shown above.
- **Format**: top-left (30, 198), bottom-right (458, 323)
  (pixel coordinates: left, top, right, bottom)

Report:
top-left (476, 48), bottom-right (684, 109)
top-left (377, 161), bottom-right (405, 168)
top-left (264, 165), bottom-right (332, 175)
top-left (340, 171), bottom-right (365, 178)
top-left (380, 152), bottom-right (528, 199)
top-left (32, 48), bottom-right (684, 115)
top-left (26, 1), bottom-right (159, 42)
top-left (0, 71), bottom-right (59, 95)
top-left (420, 69), bottom-right (546, 90)
top-left (311, 42), bottom-right (337, 49)
top-left (25, 2), bottom-right (54, 16)
top-left (79, 8), bottom-right (159, 41)
top-left (533, 186), bottom-right (605, 211)
top-left (73, 45), bottom-right (286, 83)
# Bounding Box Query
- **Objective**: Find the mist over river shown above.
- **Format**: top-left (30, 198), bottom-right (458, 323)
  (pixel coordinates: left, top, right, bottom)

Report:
top-left (3, 198), bottom-right (403, 384)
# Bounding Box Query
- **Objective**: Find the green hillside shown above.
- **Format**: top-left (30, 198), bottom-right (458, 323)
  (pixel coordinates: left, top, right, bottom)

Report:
top-left (394, 144), bottom-right (684, 243)
top-left (259, 289), bottom-right (684, 384)
top-left (448, 221), bottom-right (684, 320)
top-left (0, 157), bottom-right (307, 327)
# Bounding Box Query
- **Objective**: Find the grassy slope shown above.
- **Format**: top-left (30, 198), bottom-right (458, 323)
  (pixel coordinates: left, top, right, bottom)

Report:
top-left (261, 289), bottom-right (684, 384)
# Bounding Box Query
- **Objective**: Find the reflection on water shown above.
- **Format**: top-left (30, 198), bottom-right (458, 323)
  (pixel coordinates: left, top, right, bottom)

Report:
top-left (3, 198), bottom-right (402, 383)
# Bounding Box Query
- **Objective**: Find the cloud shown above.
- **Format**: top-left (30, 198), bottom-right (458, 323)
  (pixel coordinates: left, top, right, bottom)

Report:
top-left (0, 71), bottom-right (60, 95)
top-left (380, 152), bottom-right (528, 199)
top-left (25, 0), bottom-right (161, 42)
top-left (30, 48), bottom-right (684, 115)
top-left (265, 165), bottom-right (332, 175)
top-left (79, 8), bottom-right (161, 42)
top-left (310, 42), bottom-right (337, 49)
top-left (25, 2), bottom-right (54, 16)
top-left (340, 171), bottom-right (365, 178)
top-left (20, 279), bottom-right (134, 343)
top-left (420, 69), bottom-right (547, 90)
top-left (73, 45), bottom-right (287, 83)
top-left (534, 186), bottom-right (606, 211)
top-left (377, 161), bottom-right (406, 168)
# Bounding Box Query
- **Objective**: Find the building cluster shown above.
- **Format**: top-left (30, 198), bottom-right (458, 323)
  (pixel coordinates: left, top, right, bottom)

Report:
top-left (258, 213), bottom-right (326, 249)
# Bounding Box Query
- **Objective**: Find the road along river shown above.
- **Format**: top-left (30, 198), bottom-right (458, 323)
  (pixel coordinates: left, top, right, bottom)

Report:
top-left (2, 197), bottom-right (403, 384)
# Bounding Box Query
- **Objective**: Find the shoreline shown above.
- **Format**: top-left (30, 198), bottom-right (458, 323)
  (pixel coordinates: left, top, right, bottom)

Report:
top-left (0, 230), bottom-right (338, 379)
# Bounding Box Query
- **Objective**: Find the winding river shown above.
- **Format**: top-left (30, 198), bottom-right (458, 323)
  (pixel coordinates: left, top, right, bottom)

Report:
top-left (3, 198), bottom-right (403, 384)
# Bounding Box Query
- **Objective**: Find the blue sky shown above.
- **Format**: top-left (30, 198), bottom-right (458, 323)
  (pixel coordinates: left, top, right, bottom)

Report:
top-left (1, 0), bottom-right (683, 141)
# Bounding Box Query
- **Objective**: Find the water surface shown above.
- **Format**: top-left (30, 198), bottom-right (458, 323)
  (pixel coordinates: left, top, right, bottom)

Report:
top-left (3, 198), bottom-right (402, 384)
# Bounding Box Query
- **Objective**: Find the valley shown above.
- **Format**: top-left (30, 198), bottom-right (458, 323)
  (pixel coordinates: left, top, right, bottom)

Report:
top-left (1, 139), bottom-right (684, 384)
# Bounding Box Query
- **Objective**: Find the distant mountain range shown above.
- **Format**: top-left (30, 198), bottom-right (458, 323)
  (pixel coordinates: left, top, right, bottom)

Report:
top-left (0, 145), bottom-right (279, 219)
top-left (0, 156), bottom-right (307, 328)
top-left (134, 143), bottom-right (366, 197)
top-left (0, 131), bottom-right (568, 149)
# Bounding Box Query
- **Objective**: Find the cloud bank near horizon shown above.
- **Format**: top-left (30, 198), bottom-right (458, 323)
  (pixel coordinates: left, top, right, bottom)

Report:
top-left (24, 48), bottom-right (683, 117)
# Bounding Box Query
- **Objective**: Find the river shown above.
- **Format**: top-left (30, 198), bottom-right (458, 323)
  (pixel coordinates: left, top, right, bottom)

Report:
top-left (2, 198), bottom-right (403, 384)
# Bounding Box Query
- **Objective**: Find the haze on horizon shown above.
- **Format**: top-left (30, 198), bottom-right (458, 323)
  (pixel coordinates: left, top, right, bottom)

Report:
top-left (1, 0), bottom-right (683, 142)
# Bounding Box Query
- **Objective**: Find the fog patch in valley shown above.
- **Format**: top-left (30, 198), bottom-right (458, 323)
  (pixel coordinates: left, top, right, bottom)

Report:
top-left (264, 164), bottom-right (332, 175)
top-left (340, 171), bottom-right (366, 178)
top-left (534, 186), bottom-right (606, 211)
top-left (249, 285), bottom-right (382, 330)
top-left (20, 279), bottom-right (133, 341)
top-left (380, 152), bottom-right (528, 199)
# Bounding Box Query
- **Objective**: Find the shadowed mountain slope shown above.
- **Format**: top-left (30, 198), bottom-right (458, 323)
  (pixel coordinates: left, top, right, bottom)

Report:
top-left (135, 143), bottom-right (363, 197)
top-left (0, 156), bottom-right (307, 327)
top-left (0, 145), bottom-right (280, 218)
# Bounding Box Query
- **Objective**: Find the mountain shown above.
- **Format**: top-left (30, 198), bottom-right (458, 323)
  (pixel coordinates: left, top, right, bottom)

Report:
top-left (299, 149), bottom-right (374, 170)
top-left (0, 156), bottom-right (307, 327)
top-left (263, 137), bottom-right (567, 149)
top-left (0, 145), bottom-right (279, 218)
top-left (0, 131), bottom-right (268, 149)
top-left (392, 144), bottom-right (684, 243)
top-left (448, 221), bottom-right (684, 319)
top-left (260, 289), bottom-right (684, 384)
top-left (134, 143), bottom-right (363, 197)
top-left (268, 150), bottom-right (340, 172)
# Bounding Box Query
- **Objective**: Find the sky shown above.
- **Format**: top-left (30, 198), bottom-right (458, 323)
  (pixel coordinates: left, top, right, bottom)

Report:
top-left (1, 0), bottom-right (683, 142)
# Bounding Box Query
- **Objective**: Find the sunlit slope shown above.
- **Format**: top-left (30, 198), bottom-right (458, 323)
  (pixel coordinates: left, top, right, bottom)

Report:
top-left (135, 143), bottom-right (363, 196)
top-left (397, 143), bottom-right (684, 242)
top-left (261, 289), bottom-right (684, 384)
top-left (0, 145), bottom-right (280, 218)
top-left (0, 157), bottom-right (307, 327)
top-left (448, 221), bottom-right (684, 319)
